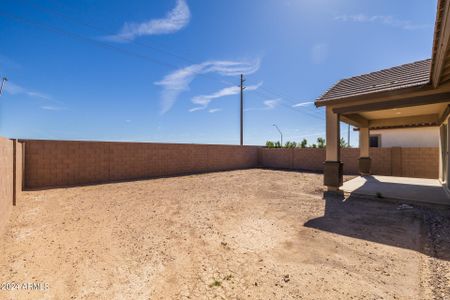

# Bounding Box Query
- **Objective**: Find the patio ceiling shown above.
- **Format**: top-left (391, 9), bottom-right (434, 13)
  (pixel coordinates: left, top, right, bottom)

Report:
top-left (341, 102), bottom-right (449, 130)
top-left (321, 82), bottom-right (450, 129)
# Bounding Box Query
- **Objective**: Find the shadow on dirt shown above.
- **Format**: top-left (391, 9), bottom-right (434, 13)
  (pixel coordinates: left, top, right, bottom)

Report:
top-left (304, 192), bottom-right (450, 261)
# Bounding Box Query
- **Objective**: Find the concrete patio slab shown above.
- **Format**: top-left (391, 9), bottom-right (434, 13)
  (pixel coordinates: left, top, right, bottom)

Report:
top-left (342, 175), bottom-right (450, 207)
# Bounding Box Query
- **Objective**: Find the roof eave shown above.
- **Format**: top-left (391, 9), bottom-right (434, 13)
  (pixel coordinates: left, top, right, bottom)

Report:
top-left (431, 0), bottom-right (448, 85)
top-left (314, 81), bottom-right (433, 108)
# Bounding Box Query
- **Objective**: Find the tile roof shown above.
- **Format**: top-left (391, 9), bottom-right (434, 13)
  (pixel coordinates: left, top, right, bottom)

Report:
top-left (316, 59), bottom-right (432, 103)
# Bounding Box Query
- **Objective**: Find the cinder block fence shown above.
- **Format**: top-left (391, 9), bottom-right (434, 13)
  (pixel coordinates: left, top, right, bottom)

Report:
top-left (20, 140), bottom-right (441, 189)
top-left (0, 137), bottom-right (439, 235)
top-left (258, 147), bottom-right (439, 179)
top-left (24, 140), bottom-right (259, 189)
top-left (0, 138), bottom-right (24, 235)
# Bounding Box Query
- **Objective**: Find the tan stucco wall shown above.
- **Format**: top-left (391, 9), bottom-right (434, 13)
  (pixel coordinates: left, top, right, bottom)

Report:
top-left (371, 127), bottom-right (439, 148)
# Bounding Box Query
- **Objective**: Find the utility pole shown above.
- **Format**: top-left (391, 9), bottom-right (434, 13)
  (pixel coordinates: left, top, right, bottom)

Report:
top-left (348, 124), bottom-right (351, 147)
top-left (273, 124), bottom-right (283, 147)
top-left (240, 74), bottom-right (245, 146)
top-left (0, 77), bottom-right (7, 96)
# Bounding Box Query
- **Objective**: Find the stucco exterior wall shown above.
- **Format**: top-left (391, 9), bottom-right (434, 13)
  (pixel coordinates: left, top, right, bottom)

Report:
top-left (371, 127), bottom-right (439, 148)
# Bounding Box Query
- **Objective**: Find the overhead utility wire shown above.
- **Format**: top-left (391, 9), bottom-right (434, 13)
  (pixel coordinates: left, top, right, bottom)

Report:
top-left (21, 0), bottom-right (323, 117)
top-left (3, 5), bottom-right (324, 121)
top-left (18, 0), bottom-right (239, 87)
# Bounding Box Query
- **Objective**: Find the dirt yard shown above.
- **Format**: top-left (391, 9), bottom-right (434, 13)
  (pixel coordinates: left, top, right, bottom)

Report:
top-left (0, 169), bottom-right (449, 299)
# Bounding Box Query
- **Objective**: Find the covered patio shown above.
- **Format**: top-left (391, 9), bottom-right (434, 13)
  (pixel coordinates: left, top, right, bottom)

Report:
top-left (315, 0), bottom-right (450, 206)
top-left (342, 175), bottom-right (449, 207)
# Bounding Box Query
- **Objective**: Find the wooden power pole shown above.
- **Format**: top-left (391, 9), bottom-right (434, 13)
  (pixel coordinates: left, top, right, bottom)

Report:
top-left (240, 74), bottom-right (245, 146)
top-left (0, 77), bottom-right (7, 96)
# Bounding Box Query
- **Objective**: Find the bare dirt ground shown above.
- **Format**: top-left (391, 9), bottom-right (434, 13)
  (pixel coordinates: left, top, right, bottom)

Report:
top-left (0, 169), bottom-right (449, 299)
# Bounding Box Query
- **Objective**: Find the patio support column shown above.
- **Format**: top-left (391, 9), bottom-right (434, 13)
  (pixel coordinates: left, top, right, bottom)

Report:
top-left (324, 106), bottom-right (343, 191)
top-left (447, 120), bottom-right (450, 190)
top-left (439, 124), bottom-right (446, 183)
top-left (358, 127), bottom-right (371, 175)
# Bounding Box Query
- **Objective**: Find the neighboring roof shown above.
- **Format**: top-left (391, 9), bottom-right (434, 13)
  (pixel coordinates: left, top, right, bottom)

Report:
top-left (316, 59), bottom-right (431, 104)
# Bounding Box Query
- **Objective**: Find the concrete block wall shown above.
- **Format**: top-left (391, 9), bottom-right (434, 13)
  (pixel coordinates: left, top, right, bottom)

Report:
top-left (14, 140), bottom-right (24, 205)
top-left (0, 138), bottom-right (13, 235)
top-left (0, 138), bottom-right (22, 235)
top-left (370, 147), bottom-right (393, 176)
top-left (258, 147), bottom-right (439, 179)
top-left (19, 139), bottom-right (441, 189)
top-left (259, 148), bottom-right (361, 174)
top-left (24, 140), bottom-right (259, 189)
top-left (401, 148), bottom-right (439, 179)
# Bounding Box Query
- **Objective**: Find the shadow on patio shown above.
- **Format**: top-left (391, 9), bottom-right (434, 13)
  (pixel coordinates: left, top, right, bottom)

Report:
top-left (304, 193), bottom-right (450, 261)
top-left (342, 175), bottom-right (450, 207)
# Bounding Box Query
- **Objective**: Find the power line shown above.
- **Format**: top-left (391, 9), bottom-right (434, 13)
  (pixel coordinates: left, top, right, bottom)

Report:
top-left (18, 0), bottom-right (240, 88)
top-left (19, 0), bottom-right (325, 118)
top-left (21, 0), bottom-right (201, 65)
top-left (1, 5), bottom-right (325, 122)
top-left (0, 10), bottom-right (181, 70)
top-left (251, 89), bottom-right (325, 121)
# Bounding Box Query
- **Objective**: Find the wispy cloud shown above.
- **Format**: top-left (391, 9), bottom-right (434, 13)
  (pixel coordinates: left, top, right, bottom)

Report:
top-left (4, 81), bottom-right (66, 111)
top-left (311, 43), bottom-right (328, 64)
top-left (292, 101), bottom-right (314, 108)
top-left (188, 106), bottom-right (204, 112)
top-left (189, 82), bottom-right (262, 112)
top-left (334, 14), bottom-right (430, 30)
top-left (156, 59), bottom-right (261, 114)
top-left (263, 99), bottom-right (281, 109)
top-left (104, 0), bottom-right (190, 42)
top-left (4, 81), bottom-right (52, 100)
top-left (208, 108), bottom-right (222, 113)
top-left (245, 98), bottom-right (281, 111)
top-left (40, 105), bottom-right (66, 111)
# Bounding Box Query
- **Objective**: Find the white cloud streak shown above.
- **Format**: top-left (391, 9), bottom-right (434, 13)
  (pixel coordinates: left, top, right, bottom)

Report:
top-left (156, 59), bottom-right (261, 114)
top-left (41, 105), bottom-right (66, 111)
top-left (4, 81), bottom-right (67, 111)
top-left (208, 108), bottom-right (221, 113)
top-left (334, 14), bottom-right (429, 30)
top-left (104, 0), bottom-right (190, 42)
top-left (190, 82), bottom-right (262, 111)
top-left (263, 99), bottom-right (281, 109)
top-left (292, 101), bottom-right (314, 107)
top-left (245, 98), bottom-right (281, 111)
top-left (4, 81), bottom-right (52, 100)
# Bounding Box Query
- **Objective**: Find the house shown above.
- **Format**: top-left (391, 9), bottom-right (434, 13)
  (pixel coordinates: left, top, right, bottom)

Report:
top-left (315, 0), bottom-right (450, 196)
top-left (369, 127), bottom-right (439, 148)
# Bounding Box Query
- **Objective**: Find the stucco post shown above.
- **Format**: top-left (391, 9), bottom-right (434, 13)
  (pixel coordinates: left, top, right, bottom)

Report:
top-left (358, 127), bottom-right (371, 175)
top-left (439, 124), bottom-right (445, 182)
top-left (324, 106), bottom-right (343, 191)
top-left (447, 121), bottom-right (450, 189)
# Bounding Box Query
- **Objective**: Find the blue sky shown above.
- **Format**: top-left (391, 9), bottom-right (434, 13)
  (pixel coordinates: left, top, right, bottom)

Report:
top-left (0, 0), bottom-right (437, 146)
